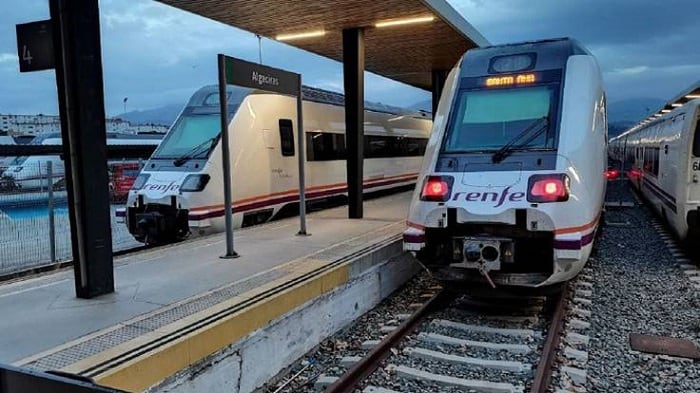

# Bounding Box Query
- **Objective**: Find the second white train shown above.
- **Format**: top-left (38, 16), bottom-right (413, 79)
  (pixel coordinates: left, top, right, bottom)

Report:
top-left (610, 99), bottom-right (700, 241)
top-left (121, 86), bottom-right (432, 244)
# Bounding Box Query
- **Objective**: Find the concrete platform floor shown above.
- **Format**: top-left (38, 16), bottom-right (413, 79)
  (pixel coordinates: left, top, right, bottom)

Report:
top-left (0, 191), bottom-right (413, 363)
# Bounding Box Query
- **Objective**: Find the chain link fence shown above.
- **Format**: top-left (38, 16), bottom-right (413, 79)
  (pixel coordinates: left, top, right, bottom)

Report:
top-left (0, 160), bottom-right (142, 276)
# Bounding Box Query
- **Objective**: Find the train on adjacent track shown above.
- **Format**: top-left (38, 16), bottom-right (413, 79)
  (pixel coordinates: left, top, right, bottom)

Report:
top-left (609, 99), bottom-right (700, 241)
top-left (403, 38), bottom-right (608, 292)
top-left (1, 133), bottom-right (161, 191)
top-left (120, 85), bottom-right (432, 244)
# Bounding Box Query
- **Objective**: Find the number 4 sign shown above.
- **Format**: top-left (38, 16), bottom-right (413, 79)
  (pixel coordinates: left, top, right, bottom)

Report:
top-left (16, 20), bottom-right (54, 73)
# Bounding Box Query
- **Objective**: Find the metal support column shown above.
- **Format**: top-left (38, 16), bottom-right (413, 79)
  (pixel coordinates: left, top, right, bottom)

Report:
top-left (431, 69), bottom-right (448, 118)
top-left (342, 28), bottom-right (365, 219)
top-left (50, 0), bottom-right (114, 298)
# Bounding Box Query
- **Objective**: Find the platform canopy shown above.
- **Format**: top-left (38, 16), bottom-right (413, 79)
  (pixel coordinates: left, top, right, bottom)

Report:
top-left (634, 80), bottom-right (700, 127)
top-left (155, 0), bottom-right (489, 90)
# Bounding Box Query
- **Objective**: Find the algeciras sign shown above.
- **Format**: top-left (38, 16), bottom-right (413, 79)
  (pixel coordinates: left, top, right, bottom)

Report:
top-left (223, 55), bottom-right (299, 96)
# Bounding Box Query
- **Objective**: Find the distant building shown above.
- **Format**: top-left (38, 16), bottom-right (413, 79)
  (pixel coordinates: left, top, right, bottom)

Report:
top-left (0, 114), bottom-right (169, 136)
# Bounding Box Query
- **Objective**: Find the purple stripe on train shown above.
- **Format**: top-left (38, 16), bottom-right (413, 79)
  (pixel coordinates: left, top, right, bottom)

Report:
top-left (553, 230), bottom-right (596, 250)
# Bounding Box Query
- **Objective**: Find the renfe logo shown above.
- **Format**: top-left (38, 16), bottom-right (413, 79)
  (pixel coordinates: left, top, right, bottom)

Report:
top-left (251, 71), bottom-right (280, 87)
top-left (144, 182), bottom-right (180, 194)
top-left (452, 186), bottom-right (525, 208)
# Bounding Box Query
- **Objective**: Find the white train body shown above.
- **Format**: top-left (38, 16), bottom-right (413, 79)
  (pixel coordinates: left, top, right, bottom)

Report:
top-left (609, 100), bottom-right (700, 240)
top-left (122, 86), bottom-right (431, 244)
top-left (404, 38), bottom-right (607, 290)
top-left (2, 133), bottom-right (160, 190)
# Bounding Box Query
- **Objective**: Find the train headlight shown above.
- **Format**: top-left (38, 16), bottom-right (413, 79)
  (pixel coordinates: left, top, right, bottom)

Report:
top-left (420, 175), bottom-right (454, 202)
top-left (132, 174), bottom-right (150, 190)
top-left (527, 174), bottom-right (570, 203)
top-left (181, 174), bottom-right (210, 192)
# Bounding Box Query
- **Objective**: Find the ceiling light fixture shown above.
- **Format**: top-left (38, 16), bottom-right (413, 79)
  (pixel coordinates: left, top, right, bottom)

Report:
top-left (375, 15), bottom-right (435, 28)
top-left (672, 103), bottom-right (683, 107)
top-left (276, 30), bottom-right (326, 41)
top-left (686, 94), bottom-right (700, 99)
top-left (661, 109), bottom-right (671, 113)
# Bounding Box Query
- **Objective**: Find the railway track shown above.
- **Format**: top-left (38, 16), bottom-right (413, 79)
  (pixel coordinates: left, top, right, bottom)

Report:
top-left (320, 285), bottom-right (569, 393)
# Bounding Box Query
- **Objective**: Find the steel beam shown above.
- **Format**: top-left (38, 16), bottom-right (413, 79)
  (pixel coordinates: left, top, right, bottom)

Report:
top-left (342, 28), bottom-right (365, 219)
top-left (50, 0), bottom-right (114, 298)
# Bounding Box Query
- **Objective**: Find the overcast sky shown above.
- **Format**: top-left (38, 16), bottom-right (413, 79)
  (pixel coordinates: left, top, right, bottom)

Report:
top-left (0, 0), bottom-right (698, 116)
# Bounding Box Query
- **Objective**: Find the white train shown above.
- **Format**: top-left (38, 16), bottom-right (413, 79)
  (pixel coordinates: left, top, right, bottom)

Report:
top-left (2, 133), bottom-right (161, 191)
top-left (121, 85), bottom-right (432, 244)
top-left (403, 38), bottom-right (607, 292)
top-left (609, 99), bottom-right (700, 241)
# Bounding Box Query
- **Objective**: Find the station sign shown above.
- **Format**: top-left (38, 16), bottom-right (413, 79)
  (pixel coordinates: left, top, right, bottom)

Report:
top-left (16, 19), bottom-right (54, 73)
top-left (223, 55), bottom-right (300, 96)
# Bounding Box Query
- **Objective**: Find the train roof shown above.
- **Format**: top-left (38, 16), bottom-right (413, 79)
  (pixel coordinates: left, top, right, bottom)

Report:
top-left (29, 132), bottom-right (163, 144)
top-left (191, 85), bottom-right (429, 118)
top-left (460, 37), bottom-right (592, 78)
top-left (610, 99), bottom-right (700, 141)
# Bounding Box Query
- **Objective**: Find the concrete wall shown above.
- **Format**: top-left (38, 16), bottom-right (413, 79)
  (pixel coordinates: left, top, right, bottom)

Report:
top-left (150, 251), bottom-right (419, 393)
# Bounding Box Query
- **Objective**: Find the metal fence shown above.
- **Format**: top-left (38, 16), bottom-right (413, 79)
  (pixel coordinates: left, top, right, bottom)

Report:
top-left (0, 160), bottom-right (142, 276)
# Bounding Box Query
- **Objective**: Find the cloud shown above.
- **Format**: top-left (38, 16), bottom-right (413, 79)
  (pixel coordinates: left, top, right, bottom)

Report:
top-left (609, 66), bottom-right (649, 75)
top-left (447, 0), bottom-right (699, 101)
top-left (0, 53), bottom-right (18, 63)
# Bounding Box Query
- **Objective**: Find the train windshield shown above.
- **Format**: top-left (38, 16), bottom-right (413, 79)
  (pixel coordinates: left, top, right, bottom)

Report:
top-left (443, 85), bottom-right (556, 153)
top-left (10, 156), bottom-right (28, 165)
top-left (152, 114), bottom-right (222, 159)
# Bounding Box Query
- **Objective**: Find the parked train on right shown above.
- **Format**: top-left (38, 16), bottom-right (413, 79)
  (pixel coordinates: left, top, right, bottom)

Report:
top-left (609, 99), bottom-right (700, 241)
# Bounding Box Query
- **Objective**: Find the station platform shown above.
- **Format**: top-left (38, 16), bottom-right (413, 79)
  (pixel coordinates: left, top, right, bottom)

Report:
top-left (0, 191), bottom-right (418, 392)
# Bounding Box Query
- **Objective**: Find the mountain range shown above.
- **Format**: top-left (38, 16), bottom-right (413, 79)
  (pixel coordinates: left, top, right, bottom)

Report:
top-left (114, 97), bottom-right (667, 138)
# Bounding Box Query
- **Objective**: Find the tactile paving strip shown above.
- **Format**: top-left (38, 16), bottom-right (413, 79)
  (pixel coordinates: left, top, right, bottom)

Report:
top-left (23, 222), bottom-right (402, 372)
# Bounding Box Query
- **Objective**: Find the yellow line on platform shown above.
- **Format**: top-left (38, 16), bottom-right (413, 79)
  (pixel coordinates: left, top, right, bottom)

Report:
top-left (84, 261), bottom-right (350, 392)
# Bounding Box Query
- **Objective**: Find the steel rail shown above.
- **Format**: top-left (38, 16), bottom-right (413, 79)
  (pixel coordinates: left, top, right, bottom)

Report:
top-left (530, 284), bottom-right (569, 393)
top-left (324, 289), bottom-right (452, 393)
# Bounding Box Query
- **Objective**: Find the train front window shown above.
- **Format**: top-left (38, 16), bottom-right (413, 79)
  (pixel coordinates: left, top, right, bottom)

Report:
top-left (153, 114), bottom-right (222, 159)
top-left (443, 86), bottom-right (556, 153)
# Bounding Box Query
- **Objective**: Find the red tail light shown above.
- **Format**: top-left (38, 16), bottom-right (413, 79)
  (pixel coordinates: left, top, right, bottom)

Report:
top-left (628, 168), bottom-right (642, 180)
top-left (605, 169), bottom-right (619, 180)
top-left (527, 174), bottom-right (570, 202)
top-left (420, 175), bottom-right (454, 201)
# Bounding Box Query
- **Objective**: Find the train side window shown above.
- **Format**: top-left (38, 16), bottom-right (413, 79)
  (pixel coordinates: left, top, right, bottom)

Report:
top-left (693, 119), bottom-right (700, 157)
top-left (279, 119), bottom-right (295, 157)
top-left (643, 147), bottom-right (660, 176)
top-left (306, 132), bottom-right (346, 161)
top-left (365, 135), bottom-right (427, 158)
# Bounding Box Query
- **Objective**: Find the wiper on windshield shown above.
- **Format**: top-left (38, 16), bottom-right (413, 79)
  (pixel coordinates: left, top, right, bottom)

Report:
top-left (491, 116), bottom-right (549, 164)
top-left (173, 137), bottom-right (217, 167)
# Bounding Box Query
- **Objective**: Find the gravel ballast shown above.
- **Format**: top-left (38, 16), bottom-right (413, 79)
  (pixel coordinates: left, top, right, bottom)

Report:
top-left (588, 180), bottom-right (700, 392)
top-left (261, 179), bottom-right (699, 393)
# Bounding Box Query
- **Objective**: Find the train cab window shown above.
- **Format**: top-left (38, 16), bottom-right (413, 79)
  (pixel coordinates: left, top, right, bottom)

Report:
top-left (279, 119), bottom-right (295, 157)
top-left (443, 85), bottom-right (556, 153)
top-left (693, 119), bottom-right (700, 157)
